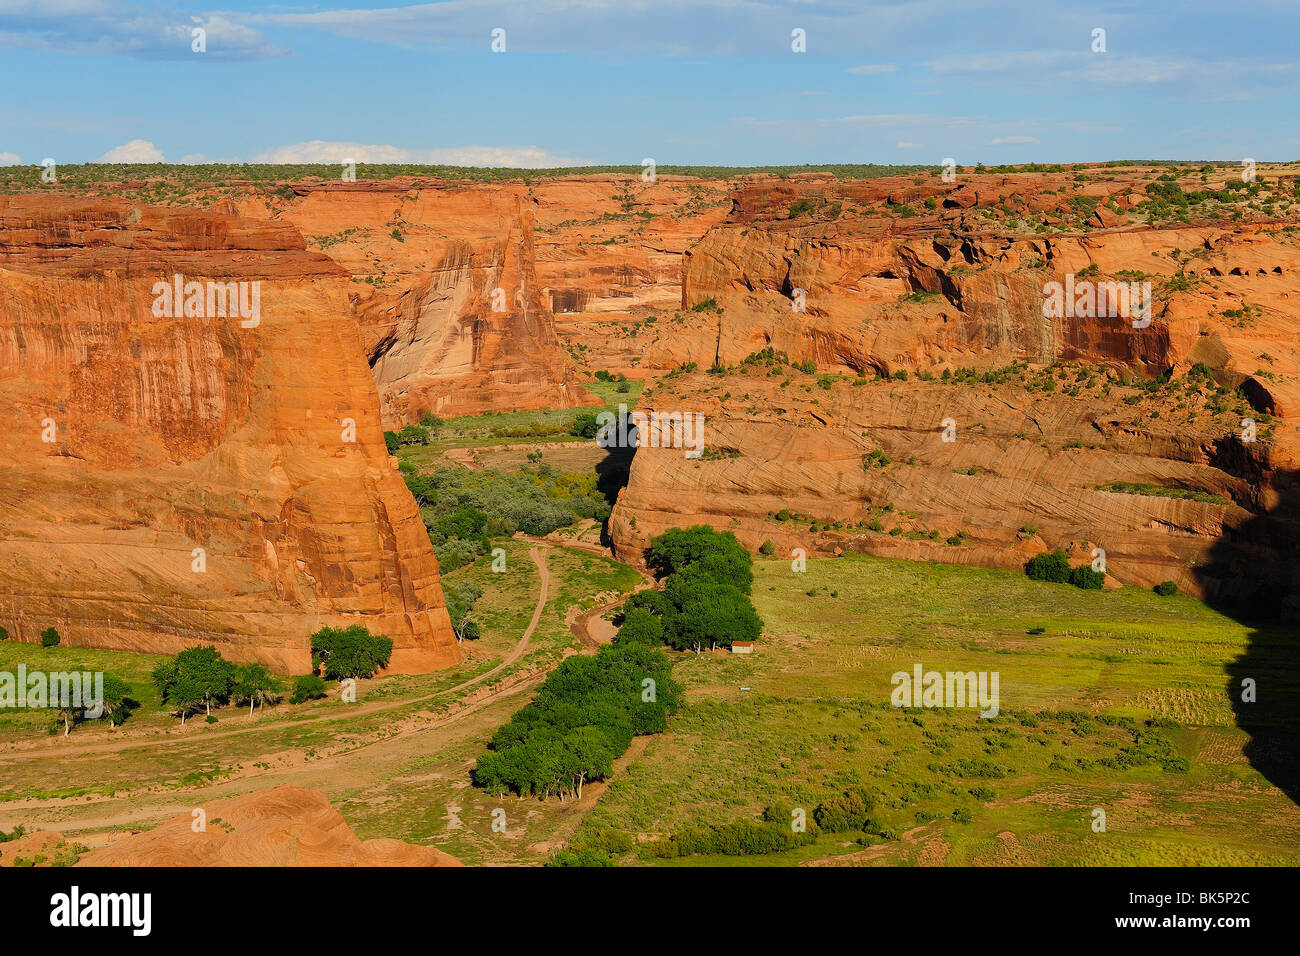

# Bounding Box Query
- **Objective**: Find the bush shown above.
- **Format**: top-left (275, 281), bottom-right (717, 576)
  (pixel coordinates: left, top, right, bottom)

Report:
top-left (548, 849), bottom-right (613, 867)
top-left (1154, 580), bottom-right (1179, 596)
top-left (290, 674), bottom-right (327, 704)
top-left (310, 625), bottom-right (393, 679)
top-left (814, 788), bottom-right (877, 833)
top-left (1024, 550), bottom-right (1071, 583)
top-left (40, 627), bottom-right (60, 647)
top-left (571, 412), bottom-right (600, 439)
top-left (758, 539), bottom-right (775, 556)
top-left (1069, 566), bottom-right (1106, 590)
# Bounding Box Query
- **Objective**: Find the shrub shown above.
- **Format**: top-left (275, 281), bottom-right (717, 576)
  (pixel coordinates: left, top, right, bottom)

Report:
top-left (1024, 550), bottom-right (1071, 583)
top-left (1069, 566), bottom-right (1106, 590)
top-left (814, 787), bottom-right (877, 833)
top-left (758, 539), bottom-right (775, 556)
top-left (548, 849), bottom-right (613, 867)
top-left (1154, 580), bottom-right (1179, 596)
top-left (290, 674), bottom-right (327, 704)
top-left (40, 627), bottom-right (60, 647)
top-left (571, 412), bottom-right (600, 439)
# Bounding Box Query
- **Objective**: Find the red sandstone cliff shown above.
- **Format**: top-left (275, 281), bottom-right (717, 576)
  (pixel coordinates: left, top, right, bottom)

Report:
top-left (0, 196), bottom-right (458, 672)
top-left (607, 167), bottom-right (1300, 607)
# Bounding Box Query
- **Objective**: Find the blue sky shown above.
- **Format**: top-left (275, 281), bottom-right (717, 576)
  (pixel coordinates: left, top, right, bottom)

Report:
top-left (1, 0), bottom-right (1297, 167)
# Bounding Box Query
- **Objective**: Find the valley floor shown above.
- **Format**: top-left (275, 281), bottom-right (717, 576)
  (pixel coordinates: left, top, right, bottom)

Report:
top-left (3, 540), bottom-right (1297, 865)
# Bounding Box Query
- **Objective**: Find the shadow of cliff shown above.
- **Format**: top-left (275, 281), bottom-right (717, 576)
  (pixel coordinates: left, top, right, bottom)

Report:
top-left (596, 444), bottom-right (636, 548)
top-left (1193, 465), bottom-right (1300, 805)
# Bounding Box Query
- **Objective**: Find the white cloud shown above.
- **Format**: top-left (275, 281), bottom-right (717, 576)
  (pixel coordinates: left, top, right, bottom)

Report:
top-left (250, 140), bottom-right (589, 168)
top-left (847, 64), bottom-right (898, 75)
top-left (896, 141), bottom-right (921, 149)
top-left (0, 4), bottom-right (283, 60)
top-left (97, 139), bottom-right (165, 162)
top-left (990, 135), bottom-right (1040, 145)
top-left (0, 151), bottom-right (20, 165)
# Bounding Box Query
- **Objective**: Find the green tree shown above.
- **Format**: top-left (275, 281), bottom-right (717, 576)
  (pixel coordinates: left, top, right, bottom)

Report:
top-left (40, 627), bottom-right (60, 647)
top-left (445, 580), bottom-right (484, 643)
top-left (571, 412), bottom-right (600, 439)
top-left (646, 525), bottom-right (753, 594)
top-left (310, 625), bottom-right (393, 679)
top-left (1069, 566), bottom-right (1106, 590)
top-left (660, 570), bottom-right (762, 651)
top-left (615, 607), bottom-right (664, 646)
top-left (96, 674), bottom-right (134, 730)
top-left (232, 663), bottom-right (282, 717)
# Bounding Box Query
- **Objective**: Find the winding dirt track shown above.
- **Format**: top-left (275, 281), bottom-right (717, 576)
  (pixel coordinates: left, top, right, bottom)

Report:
top-left (0, 537), bottom-right (655, 831)
top-left (1, 536), bottom-right (665, 850)
top-left (0, 545), bottom-right (558, 768)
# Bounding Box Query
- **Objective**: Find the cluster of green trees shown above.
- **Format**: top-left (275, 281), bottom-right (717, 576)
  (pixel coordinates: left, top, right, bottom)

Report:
top-left (1024, 550), bottom-right (1105, 590)
top-left (149, 626), bottom-right (391, 724)
top-left (52, 674), bottom-right (134, 736)
top-left (616, 526), bottom-right (763, 652)
top-left (400, 462), bottom-right (611, 571)
top-left (383, 413), bottom-right (443, 453)
top-left (152, 645), bottom-right (281, 725)
top-left (472, 642), bottom-right (681, 799)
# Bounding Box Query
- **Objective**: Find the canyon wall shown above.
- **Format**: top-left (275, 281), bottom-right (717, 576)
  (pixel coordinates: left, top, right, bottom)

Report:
top-left (0, 195), bottom-right (458, 672)
top-left (608, 168), bottom-right (1300, 607)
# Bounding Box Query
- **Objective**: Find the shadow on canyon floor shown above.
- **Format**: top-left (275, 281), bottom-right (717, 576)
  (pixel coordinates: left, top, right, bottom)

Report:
top-left (1194, 469), bottom-right (1300, 805)
top-left (595, 443), bottom-right (635, 549)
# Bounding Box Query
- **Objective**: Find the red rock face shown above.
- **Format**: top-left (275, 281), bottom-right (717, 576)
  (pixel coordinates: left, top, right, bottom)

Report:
top-left (0, 196), bottom-right (458, 673)
top-left (605, 167), bottom-right (1300, 607)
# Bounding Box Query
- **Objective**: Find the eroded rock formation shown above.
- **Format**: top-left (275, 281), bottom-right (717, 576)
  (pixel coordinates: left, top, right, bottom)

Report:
top-left (0, 196), bottom-right (458, 672)
top-left (607, 166), bottom-right (1300, 607)
top-left (81, 785), bottom-right (461, 866)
